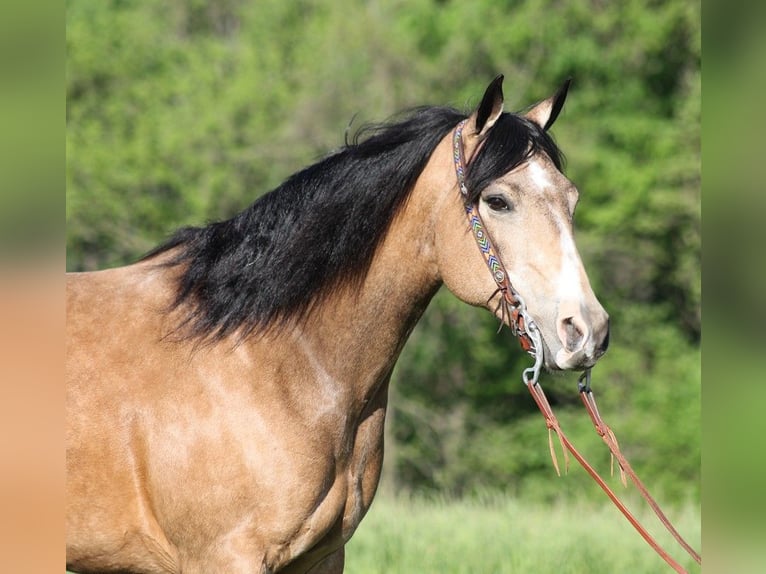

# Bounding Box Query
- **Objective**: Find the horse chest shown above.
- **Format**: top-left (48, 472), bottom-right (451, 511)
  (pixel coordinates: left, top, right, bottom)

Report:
top-left (209, 366), bottom-right (389, 551)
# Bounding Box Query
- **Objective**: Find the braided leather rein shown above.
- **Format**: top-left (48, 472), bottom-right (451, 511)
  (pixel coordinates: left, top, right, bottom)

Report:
top-left (452, 119), bottom-right (701, 572)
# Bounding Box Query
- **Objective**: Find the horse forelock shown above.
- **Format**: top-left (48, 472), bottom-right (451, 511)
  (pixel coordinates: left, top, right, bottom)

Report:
top-left (464, 112), bottom-right (566, 204)
top-left (145, 106), bottom-right (467, 343)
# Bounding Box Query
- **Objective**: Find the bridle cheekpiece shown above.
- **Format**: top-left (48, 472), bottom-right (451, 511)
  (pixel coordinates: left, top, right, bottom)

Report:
top-left (452, 119), bottom-right (543, 385)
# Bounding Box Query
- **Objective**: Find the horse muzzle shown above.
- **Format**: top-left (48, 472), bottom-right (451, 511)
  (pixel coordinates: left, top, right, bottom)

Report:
top-left (551, 309), bottom-right (610, 371)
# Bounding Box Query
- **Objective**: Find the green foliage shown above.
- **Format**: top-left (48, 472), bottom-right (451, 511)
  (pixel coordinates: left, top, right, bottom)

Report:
top-left (67, 0), bottom-right (699, 505)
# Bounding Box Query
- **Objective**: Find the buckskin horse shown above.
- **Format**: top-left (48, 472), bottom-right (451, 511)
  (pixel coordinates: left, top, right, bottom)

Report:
top-left (66, 76), bottom-right (610, 573)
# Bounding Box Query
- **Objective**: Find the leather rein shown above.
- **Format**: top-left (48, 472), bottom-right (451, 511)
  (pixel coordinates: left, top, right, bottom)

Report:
top-left (452, 119), bottom-right (701, 572)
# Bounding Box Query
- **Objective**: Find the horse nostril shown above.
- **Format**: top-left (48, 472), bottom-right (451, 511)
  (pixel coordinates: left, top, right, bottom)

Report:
top-left (598, 320), bottom-right (610, 355)
top-left (561, 317), bottom-right (584, 352)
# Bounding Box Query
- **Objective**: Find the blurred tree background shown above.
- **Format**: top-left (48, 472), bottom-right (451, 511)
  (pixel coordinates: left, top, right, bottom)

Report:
top-left (66, 0), bottom-right (699, 505)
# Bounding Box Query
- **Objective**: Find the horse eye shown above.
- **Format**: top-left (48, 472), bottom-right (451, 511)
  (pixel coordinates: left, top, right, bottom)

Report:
top-left (485, 195), bottom-right (511, 212)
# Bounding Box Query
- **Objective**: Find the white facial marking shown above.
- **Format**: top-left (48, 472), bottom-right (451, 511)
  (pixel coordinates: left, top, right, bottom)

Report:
top-left (549, 184), bottom-right (589, 369)
top-left (553, 214), bottom-right (590, 369)
top-left (528, 158), bottom-right (583, 308)
top-left (554, 212), bottom-right (584, 305)
top-left (527, 159), bottom-right (553, 190)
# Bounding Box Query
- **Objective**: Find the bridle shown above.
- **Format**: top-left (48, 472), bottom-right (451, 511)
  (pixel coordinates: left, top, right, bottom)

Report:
top-left (452, 119), bottom-right (701, 572)
top-left (452, 119), bottom-right (544, 386)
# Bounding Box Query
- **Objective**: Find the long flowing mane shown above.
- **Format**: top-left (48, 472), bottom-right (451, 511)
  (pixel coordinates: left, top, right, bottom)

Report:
top-left (145, 105), bottom-right (563, 342)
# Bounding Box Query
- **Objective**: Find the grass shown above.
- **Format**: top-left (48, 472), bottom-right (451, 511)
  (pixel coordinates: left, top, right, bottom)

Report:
top-left (344, 492), bottom-right (701, 573)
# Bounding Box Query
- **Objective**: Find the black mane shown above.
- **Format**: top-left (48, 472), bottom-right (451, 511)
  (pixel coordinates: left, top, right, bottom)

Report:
top-left (146, 105), bottom-right (563, 342)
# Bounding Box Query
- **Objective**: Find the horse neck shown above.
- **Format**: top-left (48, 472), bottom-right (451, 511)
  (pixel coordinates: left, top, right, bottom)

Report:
top-left (276, 146), bottom-right (452, 405)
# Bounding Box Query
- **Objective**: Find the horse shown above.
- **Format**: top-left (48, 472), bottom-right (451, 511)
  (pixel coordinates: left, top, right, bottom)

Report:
top-left (66, 75), bottom-right (609, 573)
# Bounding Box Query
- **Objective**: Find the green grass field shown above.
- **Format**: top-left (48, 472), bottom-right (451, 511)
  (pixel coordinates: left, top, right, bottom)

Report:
top-left (345, 493), bottom-right (701, 573)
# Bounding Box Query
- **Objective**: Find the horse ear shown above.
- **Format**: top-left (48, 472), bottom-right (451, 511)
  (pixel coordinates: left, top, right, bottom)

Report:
top-left (474, 74), bottom-right (505, 136)
top-left (524, 78), bottom-right (572, 131)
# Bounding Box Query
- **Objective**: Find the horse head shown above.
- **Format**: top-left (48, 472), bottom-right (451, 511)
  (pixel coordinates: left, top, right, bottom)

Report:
top-left (433, 76), bottom-right (609, 371)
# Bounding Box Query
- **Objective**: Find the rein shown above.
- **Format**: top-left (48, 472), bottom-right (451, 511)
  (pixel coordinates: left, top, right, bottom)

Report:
top-left (452, 119), bottom-right (701, 572)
